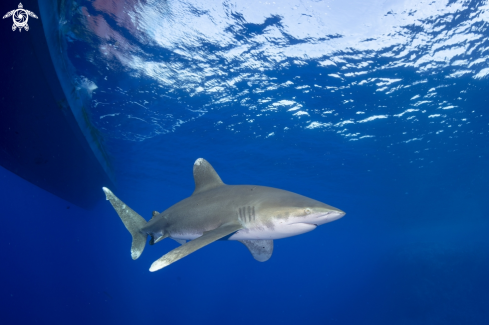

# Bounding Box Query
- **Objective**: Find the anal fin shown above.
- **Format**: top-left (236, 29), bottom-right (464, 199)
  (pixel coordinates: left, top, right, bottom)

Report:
top-left (150, 224), bottom-right (242, 271)
top-left (239, 239), bottom-right (273, 262)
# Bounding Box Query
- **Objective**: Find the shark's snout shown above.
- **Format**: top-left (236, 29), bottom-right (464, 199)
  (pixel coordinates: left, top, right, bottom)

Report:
top-left (328, 210), bottom-right (346, 222)
top-left (303, 209), bottom-right (345, 226)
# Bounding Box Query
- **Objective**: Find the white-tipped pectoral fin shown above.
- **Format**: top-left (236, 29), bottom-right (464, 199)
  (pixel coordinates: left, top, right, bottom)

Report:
top-left (149, 223), bottom-right (242, 272)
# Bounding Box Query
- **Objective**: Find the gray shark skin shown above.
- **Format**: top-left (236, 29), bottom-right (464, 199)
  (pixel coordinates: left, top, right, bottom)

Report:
top-left (103, 158), bottom-right (345, 272)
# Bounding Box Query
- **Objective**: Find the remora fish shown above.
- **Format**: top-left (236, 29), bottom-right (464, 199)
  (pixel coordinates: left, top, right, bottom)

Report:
top-left (103, 158), bottom-right (345, 272)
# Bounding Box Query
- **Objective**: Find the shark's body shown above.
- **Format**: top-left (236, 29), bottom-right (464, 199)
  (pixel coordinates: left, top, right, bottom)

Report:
top-left (103, 158), bottom-right (345, 271)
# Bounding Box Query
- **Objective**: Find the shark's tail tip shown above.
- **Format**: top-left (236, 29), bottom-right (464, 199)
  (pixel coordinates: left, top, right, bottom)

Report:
top-left (131, 248), bottom-right (143, 260)
top-left (102, 187), bottom-right (112, 200)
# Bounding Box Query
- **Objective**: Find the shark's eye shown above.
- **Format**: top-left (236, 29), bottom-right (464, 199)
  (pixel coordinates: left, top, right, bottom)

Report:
top-left (305, 208), bottom-right (312, 215)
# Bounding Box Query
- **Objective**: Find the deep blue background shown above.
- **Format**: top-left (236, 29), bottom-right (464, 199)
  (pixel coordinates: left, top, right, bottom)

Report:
top-left (2, 0), bottom-right (489, 324)
top-left (2, 120), bottom-right (488, 324)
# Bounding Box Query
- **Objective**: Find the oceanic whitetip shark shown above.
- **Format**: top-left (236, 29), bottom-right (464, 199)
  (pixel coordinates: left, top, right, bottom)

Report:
top-left (103, 158), bottom-right (345, 272)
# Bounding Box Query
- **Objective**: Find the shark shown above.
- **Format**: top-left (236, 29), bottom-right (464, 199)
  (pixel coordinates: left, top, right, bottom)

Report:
top-left (103, 158), bottom-right (345, 272)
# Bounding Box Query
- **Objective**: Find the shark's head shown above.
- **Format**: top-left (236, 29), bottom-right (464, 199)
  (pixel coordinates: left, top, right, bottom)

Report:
top-left (255, 188), bottom-right (345, 238)
top-left (275, 195), bottom-right (345, 225)
top-left (294, 204), bottom-right (345, 226)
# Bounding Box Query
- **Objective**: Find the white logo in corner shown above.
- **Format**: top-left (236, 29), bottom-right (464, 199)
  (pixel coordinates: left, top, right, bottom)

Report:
top-left (3, 3), bottom-right (38, 32)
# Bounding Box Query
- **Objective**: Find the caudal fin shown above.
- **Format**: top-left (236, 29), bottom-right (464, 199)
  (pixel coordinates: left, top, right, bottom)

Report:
top-left (102, 188), bottom-right (147, 260)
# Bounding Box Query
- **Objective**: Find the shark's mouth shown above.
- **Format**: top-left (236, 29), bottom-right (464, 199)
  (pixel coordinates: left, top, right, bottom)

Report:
top-left (287, 222), bottom-right (317, 233)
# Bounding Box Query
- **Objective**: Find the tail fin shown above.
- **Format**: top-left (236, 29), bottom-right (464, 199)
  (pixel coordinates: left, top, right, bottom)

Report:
top-left (103, 187), bottom-right (147, 260)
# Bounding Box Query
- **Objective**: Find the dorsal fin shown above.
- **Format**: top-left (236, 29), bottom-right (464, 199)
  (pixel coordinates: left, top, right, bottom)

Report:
top-left (192, 158), bottom-right (225, 195)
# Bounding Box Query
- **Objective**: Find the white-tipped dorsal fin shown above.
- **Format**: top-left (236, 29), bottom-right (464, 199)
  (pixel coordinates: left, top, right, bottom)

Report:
top-left (192, 158), bottom-right (225, 195)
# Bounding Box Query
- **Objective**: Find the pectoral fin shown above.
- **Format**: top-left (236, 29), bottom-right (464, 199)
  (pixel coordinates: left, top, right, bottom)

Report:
top-left (150, 224), bottom-right (242, 271)
top-left (239, 239), bottom-right (273, 262)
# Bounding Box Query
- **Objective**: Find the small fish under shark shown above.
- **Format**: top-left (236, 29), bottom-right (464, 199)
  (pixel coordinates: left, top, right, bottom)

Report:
top-left (103, 158), bottom-right (345, 272)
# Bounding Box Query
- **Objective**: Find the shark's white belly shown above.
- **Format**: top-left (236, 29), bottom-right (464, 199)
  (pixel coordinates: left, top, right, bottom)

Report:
top-left (229, 222), bottom-right (317, 240)
top-left (170, 221), bottom-right (317, 241)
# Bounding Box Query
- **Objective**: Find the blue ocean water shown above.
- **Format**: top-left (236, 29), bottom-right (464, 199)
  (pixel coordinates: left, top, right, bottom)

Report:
top-left (2, 0), bottom-right (489, 324)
